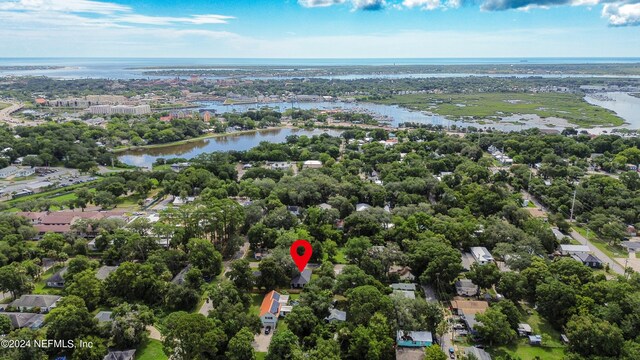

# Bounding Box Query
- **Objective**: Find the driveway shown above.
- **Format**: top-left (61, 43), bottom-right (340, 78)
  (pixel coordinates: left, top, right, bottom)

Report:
top-left (252, 331), bottom-right (273, 352)
top-left (396, 348), bottom-right (425, 360)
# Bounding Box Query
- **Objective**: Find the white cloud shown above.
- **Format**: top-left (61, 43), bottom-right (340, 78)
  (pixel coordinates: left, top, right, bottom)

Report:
top-left (351, 0), bottom-right (386, 10)
top-left (403, 0), bottom-right (444, 10)
top-left (115, 14), bottom-right (234, 26)
top-left (298, 0), bottom-right (346, 7)
top-left (0, 0), bottom-right (130, 14)
top-left (298, 0), bottom-right (386, 10)
top-left (603, 2), bottom-right (640, 25)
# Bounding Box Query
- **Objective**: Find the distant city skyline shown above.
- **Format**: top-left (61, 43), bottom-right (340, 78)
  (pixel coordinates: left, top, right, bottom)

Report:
top-left (0, 0), bottom-right (639, 58)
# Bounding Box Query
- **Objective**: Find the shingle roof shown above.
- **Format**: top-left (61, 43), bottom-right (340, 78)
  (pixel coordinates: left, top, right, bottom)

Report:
top-left (171, 265), bottom-right (191, 285)
top-left (291, 269), bottom-right (312, 286)
top-left (103, 349), bottom-right (136, 360)
top-left (96, 266), bottom-right (118, 281)
top-left (46, 267), bottom-right (68, 284)
top-left (325, 308), bottom-right (347, 322)
top-left (1, 312), bottom-right (45, 329)
top-left (95, 311), bottom-right (113, 322)
top-left (10, 295), bottom-right (62, 309)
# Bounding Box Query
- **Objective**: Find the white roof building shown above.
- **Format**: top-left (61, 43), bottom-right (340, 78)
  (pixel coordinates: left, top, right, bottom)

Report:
top-left (559, 244), bottom-right (590, 255)
top-left (470, 247), bottom-right (494, 265)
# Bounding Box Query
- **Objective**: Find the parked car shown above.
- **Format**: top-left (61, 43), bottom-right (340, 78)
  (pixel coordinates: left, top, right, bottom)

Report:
top-left (265, 326), bottom-right (271, 335)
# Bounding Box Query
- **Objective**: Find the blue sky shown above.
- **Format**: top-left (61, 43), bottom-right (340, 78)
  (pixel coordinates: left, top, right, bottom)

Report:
top-left (0, 0), bottom-right (638, 57)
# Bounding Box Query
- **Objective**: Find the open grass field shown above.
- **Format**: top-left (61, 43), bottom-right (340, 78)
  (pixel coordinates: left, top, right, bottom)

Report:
top-left (375, 92), bottom-right (625, 127)
top-left (0, 102), bottom-right (9, 110)
top-left (135, 339), bottom-right (167, 360)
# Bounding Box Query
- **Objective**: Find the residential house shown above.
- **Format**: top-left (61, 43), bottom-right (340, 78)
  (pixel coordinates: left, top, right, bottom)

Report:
top-left (259, 290), bottom-right (286, 328)
top-left (325, 308), bottom-right (347, 323)
top-left (355, 203), bottom-right (372, 212)
top-left (291, 269), bottom-right (312, 289)
top-left (518, 323), bottom-right (533, 337)
top-left (450, 300), bottom-right (489, 333)
top-left (551, 227), bottom-right (566, 241)
top-left (303, 160), bottom-right (323, 169)
top-left (10, 295), bottom-right (62, 313)
top-left (455, 279), bottom-right (479, 297)
top-left (95, 311), bottom-right (113, 323)
top-left (390, 283), bottom-right (417, 291)
top-left (388, 266), bottom-right (416, 281)
top-left (270, 162), bottom-right (291, 170)
top-left (392, 290), bottom-right (416, 299)
top-left (0, 166), bottom-right (19, 178)
top-left (287, 206), bottom-right (301, 216)
top-left (318, 203), bottom-right (333, 210)
top-left (172, 265), bottom-right (191, 285)
top-left (169, 162), bottom-right (191, 172)
top-left (529, 335), bottom-right (543, 345)
top-left (559, 244), bottom-right (590, 255)
top-left (396, 331), bottom-right (433, 347)
top-left (96, 266), bottom-right (118, 281)
top-left (571, 253), bottom-right (603, 268)
top-left (46, 267), bottom-right (68, 288)
top-left (1, 312), bottom-right (45, 330)
top-left (103, 349), bottom-right (136, 360)
top-left (470, 247), bottom-right (494, 265)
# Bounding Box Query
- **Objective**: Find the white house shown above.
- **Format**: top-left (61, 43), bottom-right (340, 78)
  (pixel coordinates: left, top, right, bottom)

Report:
top-left (559, 244), bottom-right (590, 255)
top-left (470, 247), bottom-right (494, 265)
top-left (0, 166), bottom-right (19, 178)
top-left (303, 160), bottom-right (323, 169)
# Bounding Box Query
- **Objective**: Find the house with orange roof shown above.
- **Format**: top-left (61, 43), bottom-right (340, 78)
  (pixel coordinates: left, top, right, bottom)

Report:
top-left (259, 290), bottom-right (287, 328)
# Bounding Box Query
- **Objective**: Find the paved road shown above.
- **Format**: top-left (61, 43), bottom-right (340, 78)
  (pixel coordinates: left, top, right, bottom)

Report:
top-left (571, 229), bottom-right (624, 275)
top-left (522, 189), bottom-right (625, 275)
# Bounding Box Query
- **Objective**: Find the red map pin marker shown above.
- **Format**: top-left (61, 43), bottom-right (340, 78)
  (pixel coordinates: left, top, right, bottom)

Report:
top-left (290, 239), bottom-right (313, 272)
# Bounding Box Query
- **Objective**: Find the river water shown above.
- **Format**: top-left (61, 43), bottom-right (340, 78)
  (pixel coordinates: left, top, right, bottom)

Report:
top-left (118, 94), bottom-right (640, 167)
top-left (584, 92), bottom-right (640, 129)
top-left (3, 58), bottom-right (640, 80)
top-left (118, 128), bottom-right (343, 168)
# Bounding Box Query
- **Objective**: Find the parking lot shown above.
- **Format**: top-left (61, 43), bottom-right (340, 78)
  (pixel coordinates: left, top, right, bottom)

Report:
top-left (0, 167), bottom-right (96, 199)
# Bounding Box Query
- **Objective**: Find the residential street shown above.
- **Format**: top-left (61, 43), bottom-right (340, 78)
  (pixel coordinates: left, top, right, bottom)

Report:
top-left (570, 230), bottom-right (624, 275)
top-left (522, 189), bottom-right (625, 275)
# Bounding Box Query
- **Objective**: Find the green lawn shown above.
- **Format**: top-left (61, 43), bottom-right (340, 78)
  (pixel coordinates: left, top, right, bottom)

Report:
top-left (326, 247), bottom-right (347, 264)
top-left (572, 226), bottom-right (627, 260)
top-left (374, 92), bottom-right (625, 127)
top-left (256, 352), bottom-right (267, 360)
top-left (32, 266), bottom-right (63, 295)
top-left (0, 102), bottom-right (9, 110)
top-left (135, 339), bottom-right (167, 360)
top-left (488, 309), bottom-right (566, 360)
top-left (249, 293), bottom-right (264, 316)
